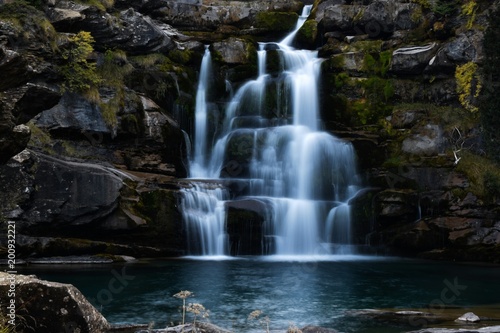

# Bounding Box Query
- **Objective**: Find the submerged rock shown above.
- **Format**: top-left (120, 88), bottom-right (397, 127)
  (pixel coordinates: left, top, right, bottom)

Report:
top-left (0, 272), bottom-right (110, 333)
top-left (456, 312), bottom-right (481, 323)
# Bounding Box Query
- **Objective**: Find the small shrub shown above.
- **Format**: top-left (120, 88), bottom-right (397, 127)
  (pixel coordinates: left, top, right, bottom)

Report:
top-left (59, 31), bottom-right (102, 93)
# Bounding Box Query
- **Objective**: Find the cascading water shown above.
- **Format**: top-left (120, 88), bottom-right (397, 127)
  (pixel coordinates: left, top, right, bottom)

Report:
top-left (182, 5), bottom-right (361, 257)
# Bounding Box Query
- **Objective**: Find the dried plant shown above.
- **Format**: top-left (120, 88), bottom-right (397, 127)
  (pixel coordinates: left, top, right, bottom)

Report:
top-left (187, 303), bottom-right (209, 327)
top-left (173, 290), bottom-right (193, 331)
top-left (248, 310), bottom-right (270, 333)
top-left (287, 322), bottom-right (303, 333)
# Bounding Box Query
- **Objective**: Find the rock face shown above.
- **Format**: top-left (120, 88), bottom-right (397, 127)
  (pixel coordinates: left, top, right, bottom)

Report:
top-left (0, 272), bottom-right (109, 333)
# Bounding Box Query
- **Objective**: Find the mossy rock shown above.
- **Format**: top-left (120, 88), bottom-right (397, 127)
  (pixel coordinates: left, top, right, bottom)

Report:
top-left (295, 19), bottom-right (318, 49)
top-left (255, 11), bottom-right (298, 33)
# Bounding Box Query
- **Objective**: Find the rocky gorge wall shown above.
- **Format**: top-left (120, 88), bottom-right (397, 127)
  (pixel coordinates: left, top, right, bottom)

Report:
top-left (0, 0), bottom-right (500, 262)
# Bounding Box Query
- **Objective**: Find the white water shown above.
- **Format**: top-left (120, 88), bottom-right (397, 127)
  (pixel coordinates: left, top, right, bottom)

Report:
top-left (190, 46), bottom-right (212, 179)
top-left (183, 5), bottom-right (360, 256)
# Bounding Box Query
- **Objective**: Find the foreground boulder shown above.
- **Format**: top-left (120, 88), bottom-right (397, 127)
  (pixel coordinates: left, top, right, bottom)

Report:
top-left (0, 272), bottom-right (109, 333)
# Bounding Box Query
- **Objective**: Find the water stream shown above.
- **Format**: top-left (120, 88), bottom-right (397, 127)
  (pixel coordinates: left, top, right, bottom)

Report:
top-left (182, 6), bottom-right (360, 256)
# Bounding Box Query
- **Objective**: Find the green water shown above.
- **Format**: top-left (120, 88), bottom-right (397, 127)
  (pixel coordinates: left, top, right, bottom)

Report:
top-left (20, 255), bottom-right (500, 332)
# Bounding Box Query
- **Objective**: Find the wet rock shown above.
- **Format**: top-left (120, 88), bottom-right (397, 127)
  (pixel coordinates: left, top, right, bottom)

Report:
top-left (0, 272), bottom-right (110, 333)
top-left (226, 199), bottom-right (268, 255)
top-left (457, 312), bottom-right (481, 322)
top-left (374, 189), bottom-right (420, 226)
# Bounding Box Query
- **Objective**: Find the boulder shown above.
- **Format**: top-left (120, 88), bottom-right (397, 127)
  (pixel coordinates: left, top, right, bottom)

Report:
top-left (456, 312), bottom-right (480, 322)
top-left (0, 150), bottom-right (124, 230)
top-left (211, 37), bottom-right (254, 65)
top-left (0, 47), bottom-right (32, 91)
top-left (0, 272), bottom-right (110, 333)
top-left (426, 32), bottom-right (483, 74)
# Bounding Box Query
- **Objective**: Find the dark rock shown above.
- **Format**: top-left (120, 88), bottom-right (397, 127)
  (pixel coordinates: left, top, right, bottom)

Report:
top-left (137, 0), bottom-right (302, 31)
top-left (391, 43), bottom-right (439, 75)
top-left (0, 47), bottom-right (32, 91)
top-left (374, 189), bottom-right (421, 226)
top-left (0, 150), bottom-right (124, 230)
top-left (0, 272), bottom-right (110, 333)
top-left (212, 37), bottom-right (255, 65)
top-left (226, 199), bottom-right (269, 255)
top-left (426, 32), bottom-right (483, 74)
top-left (12, 83), bottom-right (61, 124)
top-left (51, 3), bottom-right (176, 54)
top-left (0, 124), bottom-right (30, 164)
top-left (36, 93), bottom-right (111, 137)
top-left (316, 1), bottom-right (420, 37)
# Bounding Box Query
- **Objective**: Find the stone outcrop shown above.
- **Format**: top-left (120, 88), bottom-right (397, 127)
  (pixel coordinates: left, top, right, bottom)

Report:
top-left (0, 272), bottom-right (109, 333)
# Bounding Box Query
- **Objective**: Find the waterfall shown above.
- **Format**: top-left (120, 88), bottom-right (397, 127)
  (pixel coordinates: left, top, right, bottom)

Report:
top-left (191, 46), bottom-right (212, 179)
top-left (180, 183), bottom-right (229, 256)
top-left (182, 5), bottom-right (360, 257)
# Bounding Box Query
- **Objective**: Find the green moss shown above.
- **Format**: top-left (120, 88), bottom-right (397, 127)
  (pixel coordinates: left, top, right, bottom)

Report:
top-left (168, 49), bottom-right (194, 65)
top-left (456, 151), bottom-right (500, 202)
top-left (130, 53), bottom-right (169, 69)
top-left (255, 11), bottom-right (298, 32)
top-left (0, 2), bottom-right (58, 48)
top-left (27, 122), bottom-right (55, 154)
top-left (362, 50), bottom-right (392, 77)
top-left (73, 0), bottom-right (114, 12)
top-left (296, 19), bottom-right (318, 46)
top-left (323, 54), bottom-right (345, 71)
top-left (97, 49), bottom-right (133, 88)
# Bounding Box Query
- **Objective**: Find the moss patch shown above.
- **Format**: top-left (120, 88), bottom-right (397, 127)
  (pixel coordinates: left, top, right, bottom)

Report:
top-left (456, 151), bottom-right (500, 203)
top-left (255, 11), bottom-right (298, 32)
